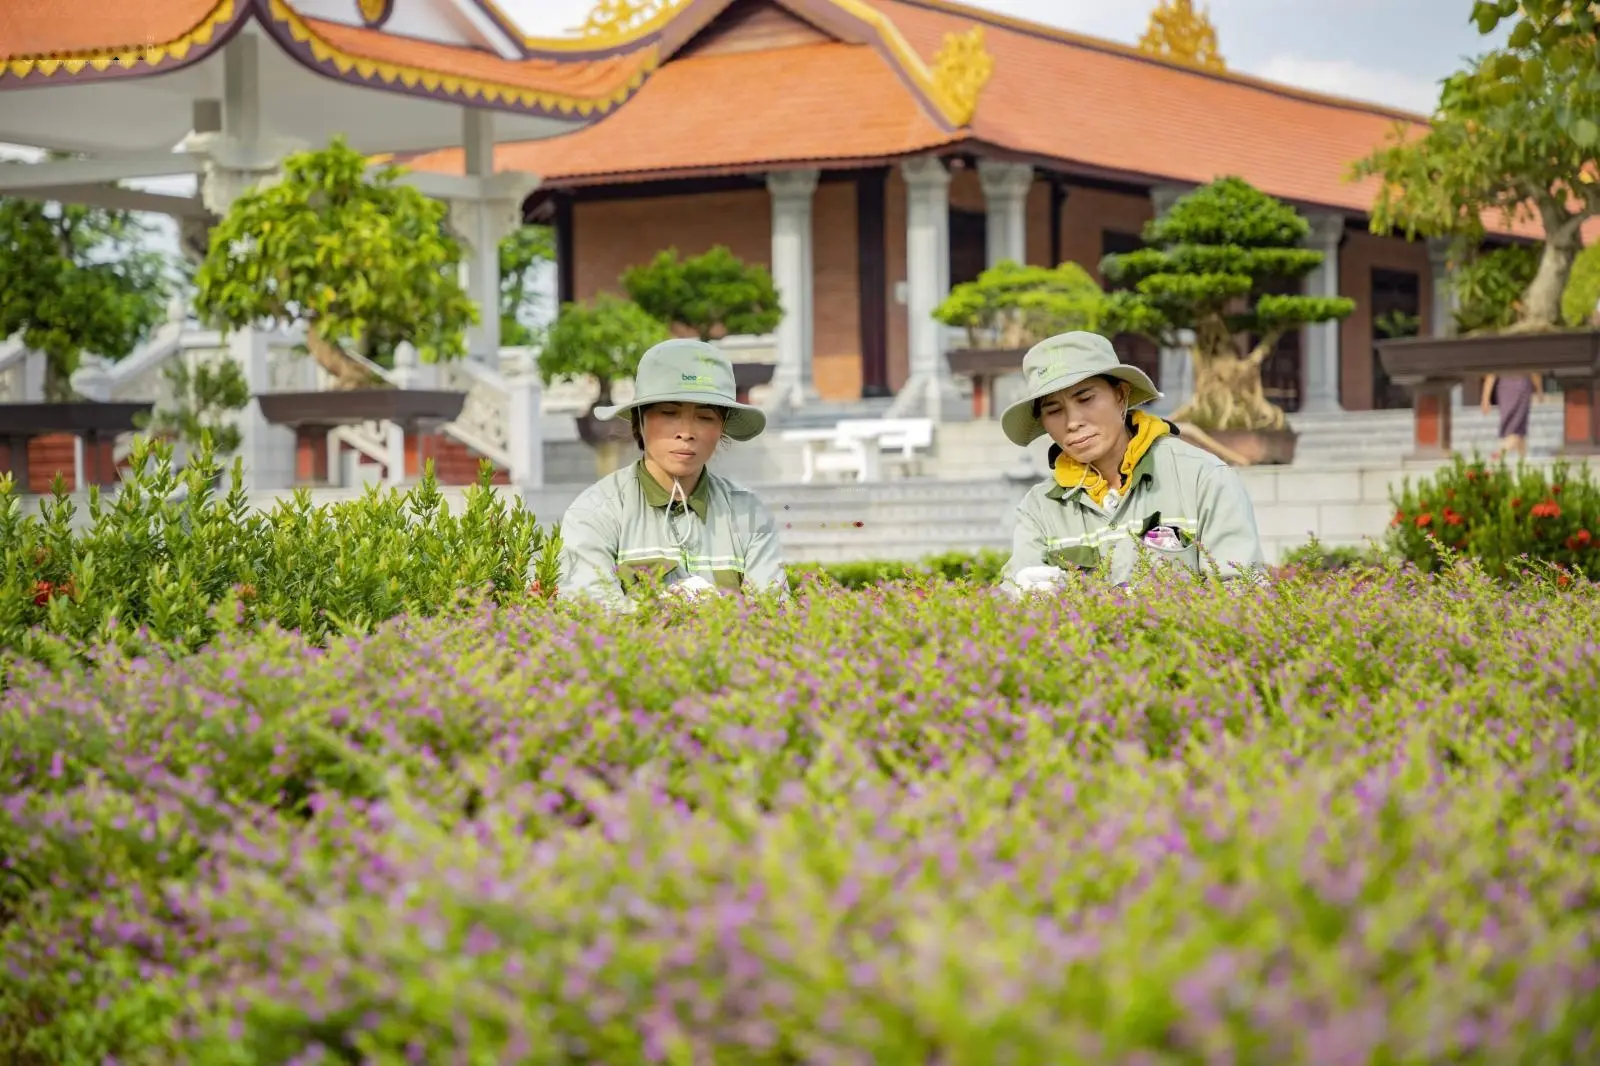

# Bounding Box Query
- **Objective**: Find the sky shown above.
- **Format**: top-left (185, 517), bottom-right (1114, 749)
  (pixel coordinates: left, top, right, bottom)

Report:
top-left (500, 0), bottom-right (1507, 115)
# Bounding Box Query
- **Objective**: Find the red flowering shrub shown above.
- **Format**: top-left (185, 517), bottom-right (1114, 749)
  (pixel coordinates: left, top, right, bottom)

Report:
top-left (1389, 455), bottom-right (1600, 580)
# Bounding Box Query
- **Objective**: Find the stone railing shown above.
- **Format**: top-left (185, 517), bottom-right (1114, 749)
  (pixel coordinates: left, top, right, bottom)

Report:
top-left (0, 334), bottom-right (41, 402)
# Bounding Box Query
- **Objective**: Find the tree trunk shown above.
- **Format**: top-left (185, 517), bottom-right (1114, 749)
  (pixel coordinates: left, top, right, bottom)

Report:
top-left (305, 325), bottom-right (383, 391)
top-left (1512, 222), bottom-right (1582, 332)
top-left (1168, 318), bottom-right (1287, 432)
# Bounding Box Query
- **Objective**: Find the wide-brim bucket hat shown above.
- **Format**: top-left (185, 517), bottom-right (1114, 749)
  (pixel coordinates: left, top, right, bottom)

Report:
top-left (593, 338), bottom-right (767, 442)
top-left (998, 331), bottom-right (1162, 447)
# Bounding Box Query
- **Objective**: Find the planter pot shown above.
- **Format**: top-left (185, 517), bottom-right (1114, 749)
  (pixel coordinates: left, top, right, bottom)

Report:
top-left (255, 388), bottom-right (466, 432)
top-left (1179, 424), bottom-right (1298, 466)
top-left (732, 362), bottom-right (775, 404)
top-left (575, 392), bottom-right (637, 479)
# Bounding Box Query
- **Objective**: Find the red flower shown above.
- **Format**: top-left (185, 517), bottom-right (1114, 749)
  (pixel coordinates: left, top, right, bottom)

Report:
top-left (1391, 512), bottom-right (1405, 527)
top-left (1511, 498), bottom-right (1523, 510)
top-left (1558, 573), bottom-right (1572, 588)
top-left (1531, 500), bottom-right (1562, 519)
top-left (1415, 513), bottom-right (1433, 528)
top-left (33, 580), bottom-right (51, 607)
top-left (1443, 508), bottom-right (1463, 526)
top-left (1552, 483), bottom-right (1564, 495)
top-left (1577, 529), bottom-right (1593, 548)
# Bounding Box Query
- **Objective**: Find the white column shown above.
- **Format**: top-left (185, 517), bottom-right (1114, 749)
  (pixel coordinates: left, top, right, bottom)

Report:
top-left (1301, 212), bottom-right (1345, 414)
top-left (891, 156), bottom-right (965, 421)
top-left (458, 109), bottom-right (507, 369)
top-left (233, 328), bottom-right (293, 491)
top-left (978, 160), bottom-right (1032, 267)
top-left (1427, 238), bottom-right (1457, 338)
top-left (506, 372), bottom-right (545, 489)
top-left (1149, 184), bottom-right (1192, 415)
top-left (766, 168), bottom-right (820, 409)
top-left (185, 34), bottom-right (303, 216)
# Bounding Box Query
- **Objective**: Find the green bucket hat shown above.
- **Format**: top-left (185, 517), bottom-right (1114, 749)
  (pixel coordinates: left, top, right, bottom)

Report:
top-left (998, 331), bottom-right (1162, 447)
top-left (593, 338), bottom-right (767, 442)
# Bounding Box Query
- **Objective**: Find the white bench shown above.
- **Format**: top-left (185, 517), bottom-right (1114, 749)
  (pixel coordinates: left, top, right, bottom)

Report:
top-left (780, 417), bottom-right (935, 483)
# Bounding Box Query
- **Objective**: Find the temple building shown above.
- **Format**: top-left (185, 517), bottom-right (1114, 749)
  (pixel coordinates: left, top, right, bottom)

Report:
top-left (411, 0), bottom-right (1539, 419)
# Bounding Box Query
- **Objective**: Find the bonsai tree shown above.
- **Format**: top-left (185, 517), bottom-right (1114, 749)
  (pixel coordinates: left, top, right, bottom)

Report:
top-left (1450, 243), bottom-right (1542, 335)
top-left (1099, 176), bottom-right (1354, 432)
top-left (934, 260), bottom-right (1109, 349)
top-left (133, 357), bottom-right (251, 461)
top-left (620, 245), bottom-right (783, 341)
top-left (1350, 7), bottom-right (1600, 333)
top-left (191, 136), bottom-right (478, 389)
top-left (0, 182), bottom-right (171, 400)
top-left (535, 293), bottom-right (671, 475)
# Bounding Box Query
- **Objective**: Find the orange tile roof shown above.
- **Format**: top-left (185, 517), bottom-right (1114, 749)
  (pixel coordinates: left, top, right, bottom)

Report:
top-left (0, 0), bottom-right (239, 77)
top-left (285, 11), bottom-right (658, 113)
top-left (407, 39), bottom-right (961, 183)
top-left (0, 0), bottom-right (224, 59)
top-left (0, 0), bottom-right (661, 118)
top-left (404, 0), bottom-right (1579, 242)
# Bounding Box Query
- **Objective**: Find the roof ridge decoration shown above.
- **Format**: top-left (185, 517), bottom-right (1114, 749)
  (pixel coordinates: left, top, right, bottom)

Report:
top-left (928, 24), bottom-right (992, 127)
top-left (890, 0), bottom-right (1431, 124)
top-left (574, 0), bottom-right (688, 45)
top-left (1, 0), bottom-right (240, 80)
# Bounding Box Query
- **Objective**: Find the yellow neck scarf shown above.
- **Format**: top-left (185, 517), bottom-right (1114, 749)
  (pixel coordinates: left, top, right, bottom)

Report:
top-left (1053, 410), bottom-right (1170, 506)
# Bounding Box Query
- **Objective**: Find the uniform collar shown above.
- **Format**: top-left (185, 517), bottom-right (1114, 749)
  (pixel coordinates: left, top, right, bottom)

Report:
top-left (636, 460), bottom-right (711, 520)
top-left (1045, 437), bottom-right (1165, 503)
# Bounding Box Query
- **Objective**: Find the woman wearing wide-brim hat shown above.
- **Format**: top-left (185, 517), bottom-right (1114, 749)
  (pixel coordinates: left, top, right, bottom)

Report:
top-left (997, 331), bottom-right (1265, 592)
top-left (556, 338), bottom-right (788, 609)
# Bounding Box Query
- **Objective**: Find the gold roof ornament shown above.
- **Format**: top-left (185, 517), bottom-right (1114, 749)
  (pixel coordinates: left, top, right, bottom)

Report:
top-left (1137, 0), bottom-right (1226, 73)
top-left (930, 25), bottom-right (994, 128)
top-left (571, 0), bottom-right (687, 44)
top-left (356, 0), bottom-right (391, 26)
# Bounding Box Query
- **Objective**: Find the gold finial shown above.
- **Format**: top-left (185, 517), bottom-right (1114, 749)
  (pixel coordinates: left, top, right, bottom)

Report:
top-left (930, 25), bottom-right (994, 127)
top-left (571, 0), bottom-right (686, 42)
top-left (1137, 0), bottom-right (1226, 72)
top-left (356, 0), bottom-right (390, 26)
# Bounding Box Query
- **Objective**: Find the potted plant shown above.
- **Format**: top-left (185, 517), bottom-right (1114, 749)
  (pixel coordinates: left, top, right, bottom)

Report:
top-left (535, 293), bottom-right (671, 477)
top-left (191, 136), bottom-right (476, 425)
top-left (1100, 176), bottom-right (1354, 464)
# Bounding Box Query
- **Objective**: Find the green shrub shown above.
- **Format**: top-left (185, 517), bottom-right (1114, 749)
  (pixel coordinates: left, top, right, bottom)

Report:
top-left (1388, 454), bottom-right (1600, 581)
top-left (1277, 536), bottom-right (1389, 573)
top-left (1, 438), bottom-right (560, 672)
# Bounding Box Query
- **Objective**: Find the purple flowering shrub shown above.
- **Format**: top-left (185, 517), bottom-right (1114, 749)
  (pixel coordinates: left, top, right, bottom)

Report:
top-left (2, 565), bottom-right (1599, 1063)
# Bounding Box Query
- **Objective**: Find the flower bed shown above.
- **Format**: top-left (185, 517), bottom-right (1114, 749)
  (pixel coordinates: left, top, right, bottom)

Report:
top-left (3, 566), bottom-right (1598, 1064)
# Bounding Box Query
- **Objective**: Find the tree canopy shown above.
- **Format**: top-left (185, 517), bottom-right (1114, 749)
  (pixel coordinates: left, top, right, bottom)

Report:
top-left (500, 225), bottom-right (555, 348)
top-left (934, 260), bottom-right (1108, 348)
top-left (1350, 4), bottom-right (1600, 330)
top-left (191, 137), bottom-right (477, 387)
top-left (0, 189), bottom-right (172, 399)
top-left (620, 245), bottom-right (782, 341)
top-left (535, 293), bottom-right (671, 394)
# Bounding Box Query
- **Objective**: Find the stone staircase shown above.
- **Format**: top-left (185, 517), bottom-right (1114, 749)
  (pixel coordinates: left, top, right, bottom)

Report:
top-left (1287, 400), bottom-right (1565, 465)
top-left (747, 478), bottom-right (1024, 562)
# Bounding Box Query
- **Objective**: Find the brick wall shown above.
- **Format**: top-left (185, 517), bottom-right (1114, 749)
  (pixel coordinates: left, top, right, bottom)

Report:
top-left (812, 180), bottom-right (862, 400)
top-left (1055, 187), bottom-right (1155, 281)
top-left (573, 188), bottom-right (773, 304)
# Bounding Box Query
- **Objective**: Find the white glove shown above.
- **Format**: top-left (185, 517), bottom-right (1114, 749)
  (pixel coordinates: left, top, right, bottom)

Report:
top-left (665, 573), bottom-right (718, 599)
top-left (1015, 565), bottom-right (1070, 591)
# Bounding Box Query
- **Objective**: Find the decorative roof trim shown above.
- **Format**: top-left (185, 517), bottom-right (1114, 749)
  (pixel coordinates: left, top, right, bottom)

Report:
top-left (0, 0), bottom-right (244, 85)
top-left (260, 0), bottom-right (659, 118)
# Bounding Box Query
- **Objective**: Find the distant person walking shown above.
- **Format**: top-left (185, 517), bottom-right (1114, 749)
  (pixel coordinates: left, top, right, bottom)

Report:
top-left (1480, 371), bottom-right (1541, 462)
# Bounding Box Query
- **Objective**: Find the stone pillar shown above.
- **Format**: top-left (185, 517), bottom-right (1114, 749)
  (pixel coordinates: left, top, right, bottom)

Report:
top-left (1301, 212), bottom-right (1346, 414)
top-left (1150, 184), bottom-right (1192, 415)
top-left (454, 109), bottom-right (515, 370)
top-left (186, 34), bottom-right (303, 216)
top-left (233, 328), bottom-right (294, 491)
top-left (890, 156), bottom-right (965, 421)
top-left (766, 168), bottom-right (820, 409)
top-left (978, 160), bottom-right (1032, 267)
top-left (506, 372), bottom-right (545, 489)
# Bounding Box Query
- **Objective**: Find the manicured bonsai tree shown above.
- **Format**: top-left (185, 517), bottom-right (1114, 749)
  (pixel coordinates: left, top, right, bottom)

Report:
top-left (1100, 176), bottom-right (1354, 432)
top-left (620, 245), bottom-right (782, 341)
top-left (535, 293), bottom-right (671, 475)
top-left (192, 137), bottom-right (478, 388)
top-left (934, 260), bottom-right (1109, 349)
